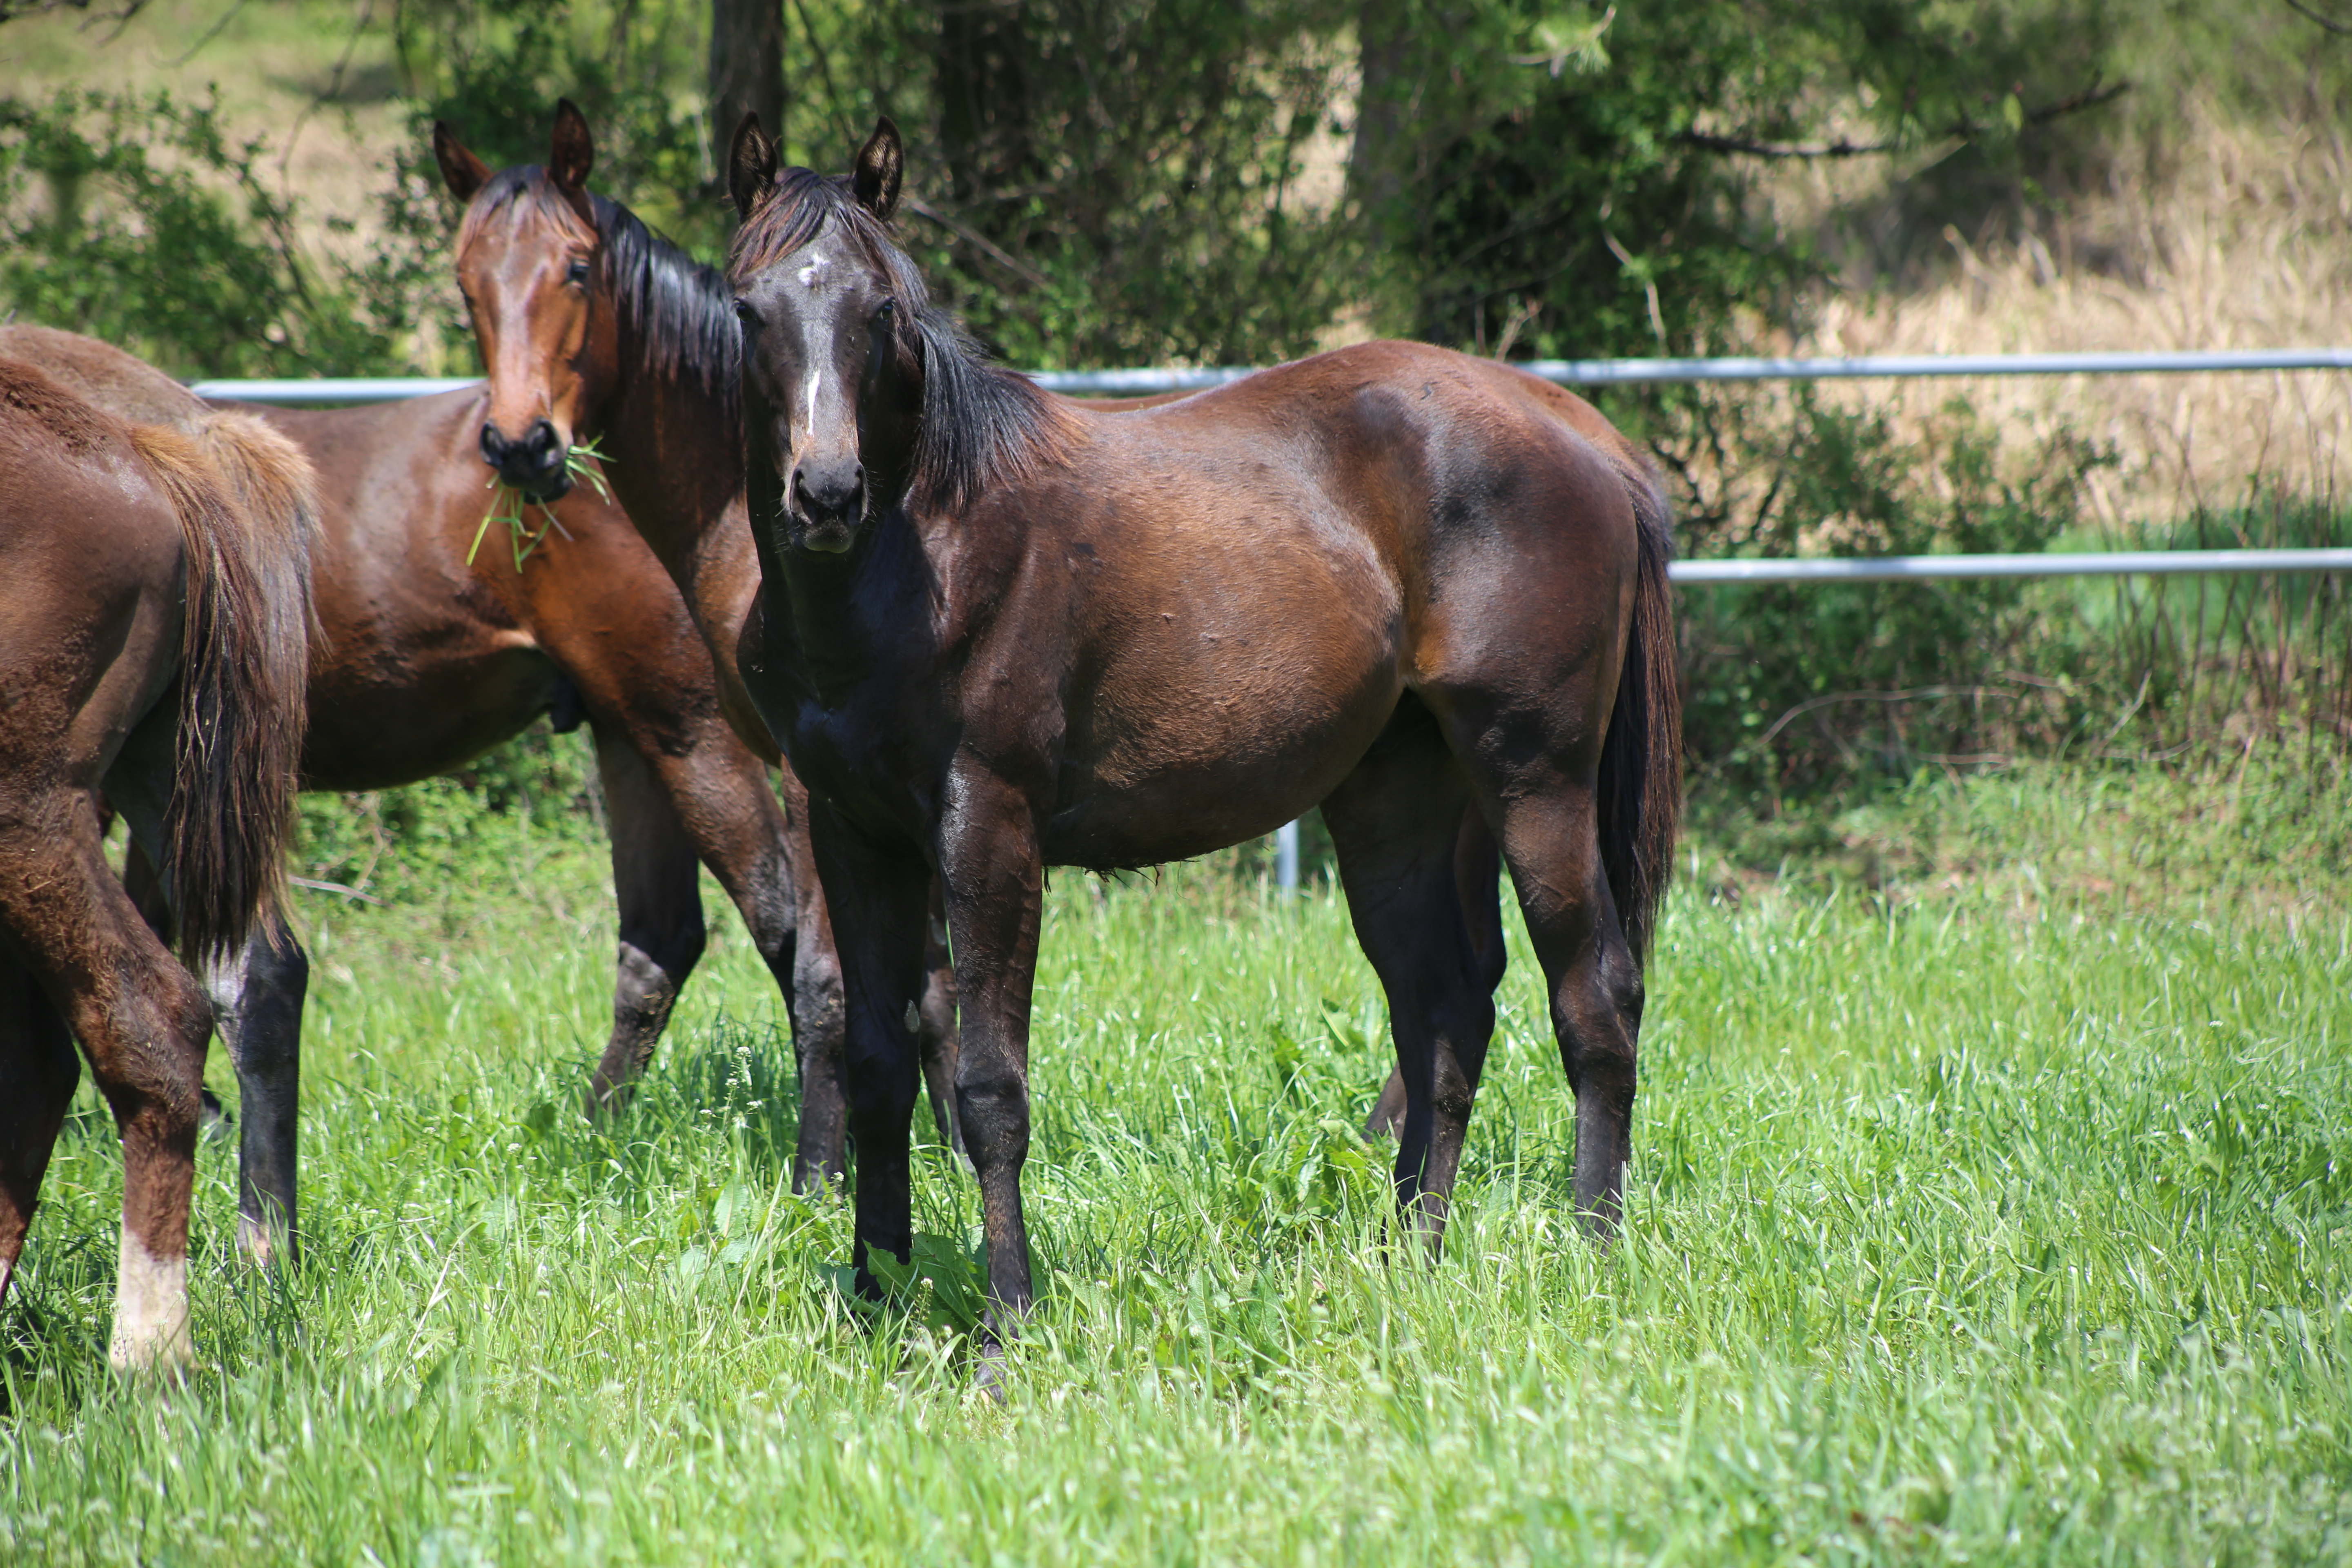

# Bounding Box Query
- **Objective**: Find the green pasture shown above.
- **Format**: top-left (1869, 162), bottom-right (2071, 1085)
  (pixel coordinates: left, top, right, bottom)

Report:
top-left (6, 760), bottom-right (2352, 1564)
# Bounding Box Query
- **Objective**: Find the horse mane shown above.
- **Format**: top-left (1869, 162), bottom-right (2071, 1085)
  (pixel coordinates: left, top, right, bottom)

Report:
top-left (459, 168), bottom-right (742, 425)
top-left (593, 193), bottom-right (740, 422)
top-left (728, 165), bottom-right (1072, 513)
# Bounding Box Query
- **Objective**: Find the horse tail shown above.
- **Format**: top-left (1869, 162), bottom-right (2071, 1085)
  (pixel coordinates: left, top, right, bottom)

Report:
top-left (1594, 458), bottom-right (1682, 966)
top-left (125, 413), bottom-right (316, 964)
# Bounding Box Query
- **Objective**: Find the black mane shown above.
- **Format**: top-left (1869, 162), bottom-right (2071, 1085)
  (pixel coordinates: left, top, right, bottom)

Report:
top-left (592, 193), bottom-right (739, 424)
top-left (727, 165), bottom-right (1069, 513)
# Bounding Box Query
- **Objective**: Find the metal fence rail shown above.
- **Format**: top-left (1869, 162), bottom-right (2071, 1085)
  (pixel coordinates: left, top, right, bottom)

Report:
top-left (192, 346), bottom-right (2352, 405)
top-left (1673, 548), bottom-right (2352, 584)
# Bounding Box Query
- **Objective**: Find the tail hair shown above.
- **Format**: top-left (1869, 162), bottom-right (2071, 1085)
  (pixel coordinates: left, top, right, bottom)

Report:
top-left (125, 414), bottom-right (316, 964)
top-left (1595, 459), bottom-right (1683, 965)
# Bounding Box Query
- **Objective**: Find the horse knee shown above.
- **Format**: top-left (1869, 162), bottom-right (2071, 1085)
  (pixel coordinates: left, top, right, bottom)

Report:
top-left (953, 1066), bottom-right (1028, 1163)
top-left (844, 1049), bottom-right (919, 1126)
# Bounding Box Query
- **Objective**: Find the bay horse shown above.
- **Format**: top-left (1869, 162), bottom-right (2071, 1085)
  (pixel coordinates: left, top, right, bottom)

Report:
top-left (720, 117), bottom-right (1682, 1355)
top-left (430, 105), bottom-right (961, 1169)
top-left (0, 342), bottom-right (312, 1370)
top-left (0, 322), bottom-right (876, 1268)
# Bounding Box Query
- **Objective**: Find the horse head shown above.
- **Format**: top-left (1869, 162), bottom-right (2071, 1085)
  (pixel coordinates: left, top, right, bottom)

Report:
top-left (436, 100), bottom-right (619, 502)
top-left (725, 115), bottom-right (939, 556)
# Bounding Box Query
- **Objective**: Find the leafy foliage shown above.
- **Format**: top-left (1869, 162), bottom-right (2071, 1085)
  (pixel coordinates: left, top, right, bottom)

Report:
top-left (0, 90), bottom-right (434, 377)
top-left (768, 0), bottom-right (1355, 368)
top-left (1675, 393), bottom-right (2109, 797)
top-left (1364, 0), bottom-right (2127, 357)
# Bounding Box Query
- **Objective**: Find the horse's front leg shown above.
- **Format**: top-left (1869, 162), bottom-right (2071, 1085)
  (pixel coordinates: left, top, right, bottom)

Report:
top-left (805, 797), bottom-right (933, 1298)
top-left (932, 765), bottom-right (1046, 1347)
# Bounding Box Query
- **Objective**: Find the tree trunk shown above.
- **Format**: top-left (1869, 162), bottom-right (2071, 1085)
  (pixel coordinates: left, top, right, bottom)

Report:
top-left (933, 0), bottom-right (1031, 213)
top-left (710, 0), bottom-right (785, 173)
top-left (1349, 0), bottom-right (1414, 222)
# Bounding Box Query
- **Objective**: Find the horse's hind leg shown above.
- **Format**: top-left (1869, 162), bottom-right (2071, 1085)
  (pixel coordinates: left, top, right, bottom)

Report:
top-left (916, 879), bottom-right (962, 1157)
top-left (0, 800), bottom-right (212, 1370)
top-left (1323, 718), bottom-right (1503, 1249)
top-left (584, 724), bottom-right (707, 1115)
top-left (211, 918), bottom-right (306, 1269)
top-left (129, 840), bottom-right (305, 1268)
top-left (1363, 810), bottom-right (1504, 1140)
top-left (1471, 777), bottom-right (1642, 1234)
top-left (0, 949), bottom-right (81, 1307)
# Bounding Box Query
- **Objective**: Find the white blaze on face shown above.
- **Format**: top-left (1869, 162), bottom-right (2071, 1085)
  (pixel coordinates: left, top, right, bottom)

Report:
top-left (793, 252), bottom-right (832, 453)
top-left (109, 1225), bottom-right (194, 1372)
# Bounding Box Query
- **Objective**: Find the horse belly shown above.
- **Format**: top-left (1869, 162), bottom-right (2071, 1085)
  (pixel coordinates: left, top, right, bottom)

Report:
top-left (300, 641), bottom-right (563, 791)
top-left (1044, 604), bottom-right (1401, 870)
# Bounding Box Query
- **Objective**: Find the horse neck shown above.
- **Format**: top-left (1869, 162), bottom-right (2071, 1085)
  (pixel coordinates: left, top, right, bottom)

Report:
top-left (593, 340), bottom-right (758, 656)
top-left (744, 415), bottom-right (932, 706)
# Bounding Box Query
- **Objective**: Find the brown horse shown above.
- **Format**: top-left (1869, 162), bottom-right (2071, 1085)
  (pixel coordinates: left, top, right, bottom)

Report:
top-left (430, 105), bottom-right (962, 1169)
top-left (0, 322), bottom-right (869, 1266)
top-left (0, 343), bottom-right (312, 1370)
top-left (718, 117), bottom-right (1682, 1356)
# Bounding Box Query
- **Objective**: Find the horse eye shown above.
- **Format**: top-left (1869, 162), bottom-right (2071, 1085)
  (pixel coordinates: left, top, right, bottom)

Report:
top-left (566, 258), bottom-right (590, 287)
top-left (875, 298), bottom-right (896, 322)
top-left (733, 299), bottom-right (761, 331)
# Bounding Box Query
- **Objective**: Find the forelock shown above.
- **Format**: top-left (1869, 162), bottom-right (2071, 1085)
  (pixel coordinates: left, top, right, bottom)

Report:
top-left (456, 167), bottom-right (593, 256)
top-left (728, 167), bottom-right (901, 292)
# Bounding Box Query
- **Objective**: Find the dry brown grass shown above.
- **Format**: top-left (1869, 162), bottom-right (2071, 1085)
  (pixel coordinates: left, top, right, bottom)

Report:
top-left (11, 0), bottom-right (424, 271)
top-left (1768, 100), bottom-right (2352, 526)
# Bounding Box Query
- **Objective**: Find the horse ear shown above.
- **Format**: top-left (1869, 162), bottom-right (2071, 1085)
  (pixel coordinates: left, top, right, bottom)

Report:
top-left (852, 116), bottom-right (903, 222)
top-left (729, 112), bottom-right (778, 219)
top-left (548, 99), bottom-right (599, 229)
top-left (549, 98), bottom-right (595, 192)
top-left (433, 121), bottom-right (491, 203)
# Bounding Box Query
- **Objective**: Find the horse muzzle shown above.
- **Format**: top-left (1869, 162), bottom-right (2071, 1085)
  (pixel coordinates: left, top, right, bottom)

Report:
top-left (789, 457), bottom-right (865, 554)
top-left (481, 417), bottom-right (572, 501)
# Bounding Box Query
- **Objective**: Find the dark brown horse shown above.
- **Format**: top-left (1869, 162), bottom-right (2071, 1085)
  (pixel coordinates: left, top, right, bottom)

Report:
top-left (430, 106), bottom-right (961, 1169)
top-left (718, 117), bottom-right (1682, 1356)
top-left (0, 342), bottom-right (312, 1370)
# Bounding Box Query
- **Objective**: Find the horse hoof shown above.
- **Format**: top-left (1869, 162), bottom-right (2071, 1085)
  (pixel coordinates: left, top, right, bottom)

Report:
top-left (972, 1338), bottom-right (1011, 1401)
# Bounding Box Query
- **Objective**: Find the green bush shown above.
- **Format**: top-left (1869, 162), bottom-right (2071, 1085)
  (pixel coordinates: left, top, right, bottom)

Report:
top-left (1673, 391), bottom-right (2111, 800)
top-left (0, 89), bottom-right (437, 377)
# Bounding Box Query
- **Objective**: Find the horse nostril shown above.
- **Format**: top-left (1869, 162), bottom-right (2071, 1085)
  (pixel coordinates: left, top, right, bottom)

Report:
top-left (479, 423), bottom-right (506, 466)
top-left (791, 463), bottom-right (865, 521)
top-left (527, 420), bottom-right (560, 466)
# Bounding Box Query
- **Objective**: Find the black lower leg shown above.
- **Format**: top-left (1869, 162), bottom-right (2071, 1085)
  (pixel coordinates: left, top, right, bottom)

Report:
top-left (213, 920), bottom-right (306, 1267)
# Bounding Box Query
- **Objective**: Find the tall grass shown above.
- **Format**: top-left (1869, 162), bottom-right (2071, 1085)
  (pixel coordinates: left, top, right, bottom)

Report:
top-left (6, 767), bottom-right (2350, 1564)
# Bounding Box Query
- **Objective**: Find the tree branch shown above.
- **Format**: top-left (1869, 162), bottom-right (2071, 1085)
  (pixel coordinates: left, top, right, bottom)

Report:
top-left (1680, 80), bottom-right (2129, 160)
top-left (904, 197), bottom-right (1052, 291)
top-left (2285, 0), bottom-right (2352, 35)
top-left (0, 0), bottom-right (143, 22)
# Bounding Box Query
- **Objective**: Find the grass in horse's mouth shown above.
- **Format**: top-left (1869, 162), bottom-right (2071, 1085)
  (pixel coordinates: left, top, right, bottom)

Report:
top-left (469, 436), bottom-right (615, 570)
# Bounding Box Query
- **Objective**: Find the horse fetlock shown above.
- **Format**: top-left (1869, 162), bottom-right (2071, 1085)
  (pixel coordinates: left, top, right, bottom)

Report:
top-left (235, 1202), bottom-right (296, 1270)
top-left (108, 1225), bottom-right (194, 1373)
